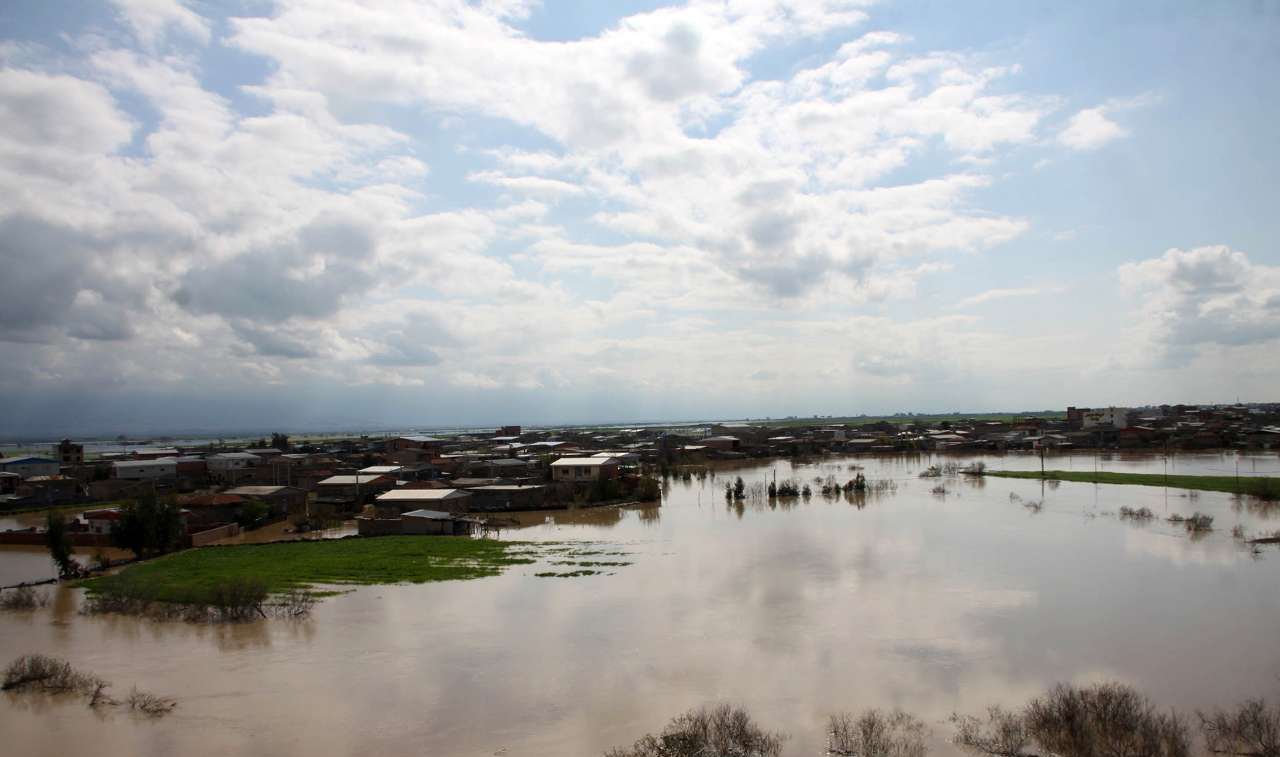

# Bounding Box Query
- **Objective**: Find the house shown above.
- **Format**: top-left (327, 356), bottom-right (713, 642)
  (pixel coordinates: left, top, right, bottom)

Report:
top-left (0, 456), bottom-right (61, 479)
top-left (387, 436), bottom-right (446, 453)
top-left (359, 465), bottom-right (404, 477)
top-left (550, 457), bottom-right (620, 483)
top-left (0, 471), bottom-right (19, 495)
top-left (223, 485), bottom-right (307, 517)
top-left (55, 439), bottom-right (84, 466)
top-left (180, 493), bottom-right (247, 526)
top-left (402, 509), bottom-right (477, 535)
top-left (356, 508), bottom-right (478, 536)
top-left (477, 458), bottom-right (534, 477)
top-left (593, 450), bottom-right (641, 465)
top-left (1080, 407), bottom-right (1130, 430)
top-left (83, 507), bottom-right (191, 534)
top-left (315, 474), bottom-right (395, 510)
top-left (468, 484), bottom-right (547, 511)
top-left (703, 436), bottom-right (741, 452)
top-left (374, 488), bottom-right (472, 514)
top-left (113, 458), bottom-right (178, 481)
top-left (206, 452), bottom-right (262, 484)
top-left (83, 508), bottom-right (123, 535)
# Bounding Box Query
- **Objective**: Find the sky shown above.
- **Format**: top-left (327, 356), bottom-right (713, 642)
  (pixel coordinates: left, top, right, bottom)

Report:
top-left (1, 0), bottom-right (1278, 436)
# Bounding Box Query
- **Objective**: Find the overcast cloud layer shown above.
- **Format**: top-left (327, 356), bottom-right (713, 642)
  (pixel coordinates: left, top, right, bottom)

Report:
top-left (1, 0), bottom-right (1278, 435)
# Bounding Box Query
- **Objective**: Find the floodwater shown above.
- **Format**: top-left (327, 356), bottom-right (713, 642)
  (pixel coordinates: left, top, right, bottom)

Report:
top-left (2, 451), bottom-right (1279, 757)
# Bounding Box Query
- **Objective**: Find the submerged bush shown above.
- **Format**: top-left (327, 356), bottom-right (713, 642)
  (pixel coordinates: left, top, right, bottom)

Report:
top-left (1026, 682), bottom-right (1190, 757)
top-left (954, 682), bottom-right (1190, 757)
top-left (1183, 512), bottom-right (1214, 533)
top-left (952, 706), bottom-right (1031, 756)
top-left (83, 576), bottom-right (315, 623)
top-left (128, 687), bottom-right (177, 716)
top-left (2, 654), bottom-right (104, 694)
top-left (1119, 506), bottom-right (1155, 520)
top-left (1200, 698), bottom-right (1280, 757)
top-left (605, 704), bottom-right (784, 757)
top-left (829, 709), bottom-right (927, 757)
top-left (635, 476), bottom-right (661, 502)
top-left (0, 585), bottom-right (49, 611)
top-left (2, 654), bottom-right (176, 717)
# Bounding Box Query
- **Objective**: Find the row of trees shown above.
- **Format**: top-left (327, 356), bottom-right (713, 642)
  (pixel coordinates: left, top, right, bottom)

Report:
top-left (46, 494), bottom-right (187, 577)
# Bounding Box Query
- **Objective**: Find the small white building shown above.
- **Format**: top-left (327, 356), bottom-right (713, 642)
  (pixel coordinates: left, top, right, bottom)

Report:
top-left (550, 457), bottom-right (620, 483)
top-left (0, 456), bottom-right (61, 479)
top-left (113, 458), bottom-right (178, 480)
top-left (1082, 407), bottom-right (1130, 430)
top-left (207, 452), bottom-right (262, 471)
top-left (83, 508), bottom-right (123, 535)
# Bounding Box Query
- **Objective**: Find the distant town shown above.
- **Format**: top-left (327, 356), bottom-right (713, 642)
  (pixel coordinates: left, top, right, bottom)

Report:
top-left (0, 403), bottom-right (1277, 548)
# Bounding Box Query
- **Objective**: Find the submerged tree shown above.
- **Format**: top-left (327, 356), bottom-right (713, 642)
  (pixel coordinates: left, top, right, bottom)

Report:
top-left (605, 704), bottom-right (784, 757)
top-left (44, 511), bottom-right (78, 578)
top-left (829, 709), bottom-right (928, 757)
top-left (1201, 698), bottom-right (1280, 757)
top-left (111, 494), bottom-right (184, 558)
top-left (954, 682), bottom-right (1190, 757)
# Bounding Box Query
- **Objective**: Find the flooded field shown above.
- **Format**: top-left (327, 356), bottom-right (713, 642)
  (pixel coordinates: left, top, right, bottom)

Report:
top-left (2, 451), bottom-right (1279, 756)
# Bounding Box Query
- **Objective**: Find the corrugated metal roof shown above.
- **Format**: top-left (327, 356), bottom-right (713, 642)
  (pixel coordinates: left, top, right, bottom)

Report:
top-left (402, 509), bottom-right (456, 520)
top-left (226, 486), bottom-right (297, 496)
top-left (377, 489), bottom-right (470, 501)
top-left (317, 475), bottom-right (389, 485)
top-left (113, 458), bottom-right (177, 468)
top-left (550, 457), bottom-right (618, 466)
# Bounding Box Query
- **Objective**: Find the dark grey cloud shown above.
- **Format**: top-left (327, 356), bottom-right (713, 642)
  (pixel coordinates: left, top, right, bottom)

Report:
top-left (175, 215), bottom-right (377, 323)
top-left (229, 321), bottom-right (319, 359)
top-left (0, 214), bottom-right (138, 343)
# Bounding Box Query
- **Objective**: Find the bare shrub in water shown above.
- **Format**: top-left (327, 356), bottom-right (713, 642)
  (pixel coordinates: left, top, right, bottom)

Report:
top-left (0, 585), bottom-right (49, 611)
top-left (207, 577), bottom-right (269, 622)
top-left (128, 687), bottom-right (177, 716)
top-left (1027, 682), bottom-right (1190, 757)
top-left (2, 654), bottom-right (103, 695)
top-left (1200, 698), bottom-right (1280, 757)
top-left (954, 682), bottom-right (1190, 757)
top-left (1183, 512), bottom-right (1214, 532)
top-left (605, 704), bottom-right (784, 757)
top-left (1119, 506), bottom-right (1155, 521)
top-left (273, 588), bottom-right (318, 618)
top-left (829, 709), bottom-right (928, 757)
top-left (952, 706), bottom-right (1031, 756)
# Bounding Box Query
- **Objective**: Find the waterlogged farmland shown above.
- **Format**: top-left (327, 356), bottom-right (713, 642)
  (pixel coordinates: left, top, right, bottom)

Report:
top-left (1, 451), bottom-right (1279, 756)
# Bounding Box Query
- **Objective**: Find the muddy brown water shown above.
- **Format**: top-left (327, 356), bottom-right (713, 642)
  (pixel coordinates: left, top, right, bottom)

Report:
top-left (2, 451), bottom-right (1279, 756)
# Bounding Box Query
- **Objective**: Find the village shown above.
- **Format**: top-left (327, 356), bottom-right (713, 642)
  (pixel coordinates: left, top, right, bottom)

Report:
top-left (1, 402), bottom-right (1278, 550)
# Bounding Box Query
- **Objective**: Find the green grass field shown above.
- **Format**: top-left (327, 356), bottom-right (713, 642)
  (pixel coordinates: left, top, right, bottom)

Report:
top-left (986, 470), bottom-right (1280, 498)
top-left (81, 537), bottom-right (538, 604)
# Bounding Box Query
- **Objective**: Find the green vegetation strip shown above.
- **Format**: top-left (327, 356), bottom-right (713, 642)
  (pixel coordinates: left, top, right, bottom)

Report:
top-left (986, 470), bottom-right (1280, 498)
top-left (81, 537), bottom-right (537, 604)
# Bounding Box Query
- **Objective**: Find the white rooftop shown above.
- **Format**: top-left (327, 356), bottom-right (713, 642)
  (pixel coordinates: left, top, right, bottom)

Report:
top-left (376, 489), bottom-right (470, 501)
top-left (551, 457), bottom-right (619, 467)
